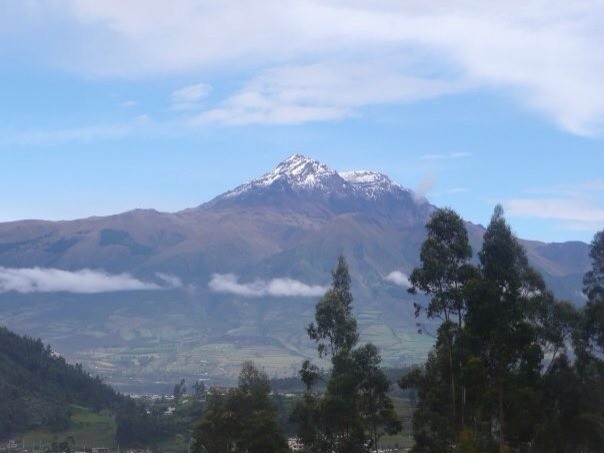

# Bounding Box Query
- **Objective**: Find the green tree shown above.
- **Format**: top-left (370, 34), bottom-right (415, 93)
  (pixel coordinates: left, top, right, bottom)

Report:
top-left (319, 352), bottom-right (367, 452)
top-left (465, 205), bottom-right (544, 450)
top-left (403, 209), bottom-right (604, 452)
top-left (583, 230), bottom-right (604, 356)
top-left (353, 344), bottom-right (402, 449)
top-left (407, 207), bottom-right (474, 433)
top-left (193, 380), bottom-right (206, 401)
top-left (193, 389), bottom-right (239, 452)
top-left (173, 378), bottom-right (186, 401)
top-left (536, 353), bottom-right (604, 452)
top-left (116, 399), bottom-right (167, 447)
top-left (0, 325), bottom-right (124, 439)
top-left (193, 361), bottom-right (289, 453)
top-left (293, 256), bottom-right (400, 452)
top-left (400, 347), bottom-right (460, 451)
top-left (307, 255), bottom-right (358, 358)
top-left (298, 256), bottom-right (363, 451)
top-left (539, 229), bottom-right (604, 451)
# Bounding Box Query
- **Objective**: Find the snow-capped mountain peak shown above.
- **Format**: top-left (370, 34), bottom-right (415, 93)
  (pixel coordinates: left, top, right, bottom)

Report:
top-left (269, 154), bottom-right (338, 188)
top-left (223, 154), bottom-right (345, 199)
top-left (220, 154), bottom-right (412, 201)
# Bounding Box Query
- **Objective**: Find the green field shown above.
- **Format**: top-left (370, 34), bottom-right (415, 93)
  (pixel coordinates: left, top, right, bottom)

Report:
top-left (18, 403), bottom-right (197, 453)
top-left (20, 406), bottom-right (117, 452)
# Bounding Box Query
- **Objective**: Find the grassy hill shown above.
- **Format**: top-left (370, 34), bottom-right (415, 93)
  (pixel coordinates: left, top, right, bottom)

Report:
top-left (0, 324), bottom-right (208, 450)
top-left (0, 325), bottom-right (124, 439)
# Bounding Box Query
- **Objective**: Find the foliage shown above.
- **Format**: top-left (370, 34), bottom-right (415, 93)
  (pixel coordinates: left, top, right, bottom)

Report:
top-left (464, 205), bottom-right (545, 450)
top-left (307, 255), bottom-right (359, 358)
top-left (115, 399), bottom-right (171, 447)
top-left (0, 324), bottom-right (195, 449)
top-left (354, 344), bottom-right (403, 449)
top-left (292, 256), bottom-right (401, 452)
top-left (173, 378), bottom-right (187, 401)
top-left (192, 380), bottom-right (207, 401)
top-left (0, 325), bottom-right (123, 439)
top-left (402, 211), bottom-right (604, 452)
top-left (407, 207), bottom-right (474, 437)
top-left (583, 230), bottom-right (604, 356)
top-left (192, 361), bottom-right (289, 453)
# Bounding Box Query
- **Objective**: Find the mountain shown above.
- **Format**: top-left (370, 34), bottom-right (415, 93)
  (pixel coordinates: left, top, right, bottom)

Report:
top-left (0, 155), bottom-right (591, 386)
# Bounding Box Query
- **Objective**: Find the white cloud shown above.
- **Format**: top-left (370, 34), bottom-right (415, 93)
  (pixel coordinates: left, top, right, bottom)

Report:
top-left (506, 198), bottom-right (604, 225)
top-left (0, 267), bottom-right (179, 294)
top-left (155, 272), bottom-right (183, 288)
top-left (505, 179), bottom-right (604, 232)
top-left (172, 83), bottom-right (211, 103)
top-left (385, 271), bottom-right (411, 288)
top-left (191, 61), bottom-right (461, 125)
top-left (208, 273), bottom-right (326, 297)
top-left (171, 82), bottom-right (211, 111)
top-left (526, 179), bottom-right (604, 198)
top-left (5, 1), bottom-right (603, 134)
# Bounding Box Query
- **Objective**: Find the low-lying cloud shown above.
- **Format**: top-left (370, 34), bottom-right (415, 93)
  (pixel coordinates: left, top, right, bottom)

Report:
top-left (155, 272), bottom-right (183, 288)
top-left (385, 271), bottom-right (411, 288)
top-left (0, 267), bottom-right (179, 294)
top-left (209, 273), bottom-right (326, 297)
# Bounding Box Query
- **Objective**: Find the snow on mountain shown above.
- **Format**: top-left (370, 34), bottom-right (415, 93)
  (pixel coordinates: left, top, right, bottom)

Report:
top-left (221, 154), bottom-right (412, 201)
top-left (222, 154), bottom-right (345, 199)
top-left (340, 170), bottom-right (411, 199)
top-left (267, 154), bottom-right (339, 188)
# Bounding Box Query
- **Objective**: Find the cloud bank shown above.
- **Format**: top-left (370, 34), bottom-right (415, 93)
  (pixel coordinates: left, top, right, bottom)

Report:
top-left (4, 1), bottom-right (603, 134)
top-left (385, 271), bottom-right (411, 288)
top-left (0, 267), bottom-right (179, 294)
top-left (209, 273), bottom-right (326, 297)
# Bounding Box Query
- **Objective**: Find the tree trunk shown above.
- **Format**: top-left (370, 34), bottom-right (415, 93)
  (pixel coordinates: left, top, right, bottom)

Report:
top-left (445, 310), bottom-right (456, 431)
top-left (372, 417), bottom-right (378, 453)
top-left (498, 383), bottom-right (505, 453)
top-left (458, 308), bottom-right (465, 428)
top-left (449, 338), bottom-right (456, 426)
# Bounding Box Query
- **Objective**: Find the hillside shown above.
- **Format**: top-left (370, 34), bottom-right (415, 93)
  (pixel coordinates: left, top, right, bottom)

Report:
top-left (0, 325), bottom-right (123, 439)
top-left (0, 155), bottom-right (591, 385)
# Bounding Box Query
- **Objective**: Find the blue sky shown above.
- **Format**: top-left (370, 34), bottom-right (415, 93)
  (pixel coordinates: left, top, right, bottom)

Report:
top-left (0, 1), bottom-right (602, 243)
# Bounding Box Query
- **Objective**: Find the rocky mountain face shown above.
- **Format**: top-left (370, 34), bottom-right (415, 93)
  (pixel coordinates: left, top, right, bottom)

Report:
top-left (0, 155), bottom-right (591, 387)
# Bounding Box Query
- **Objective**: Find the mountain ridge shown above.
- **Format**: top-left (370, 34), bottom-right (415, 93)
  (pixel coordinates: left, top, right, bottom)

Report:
top-left (0, 154), bottom-right (591, 384)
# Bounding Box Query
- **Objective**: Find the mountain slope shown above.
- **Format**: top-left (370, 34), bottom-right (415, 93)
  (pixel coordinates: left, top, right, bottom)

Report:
top-left (0, 155), bottom-right (591, 384)
top-left (0, 325), bottom-right (123, 438)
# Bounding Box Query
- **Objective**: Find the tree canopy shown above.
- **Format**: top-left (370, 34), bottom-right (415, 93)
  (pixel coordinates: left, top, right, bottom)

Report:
top-left (0, 326), bottom-right (124, 438)
top-left (192, 361), bottom-right (289, 453)
top-left (292, 256), bottom-right (401, 452)
top-left (402, 208), bottom-right (604, 452)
